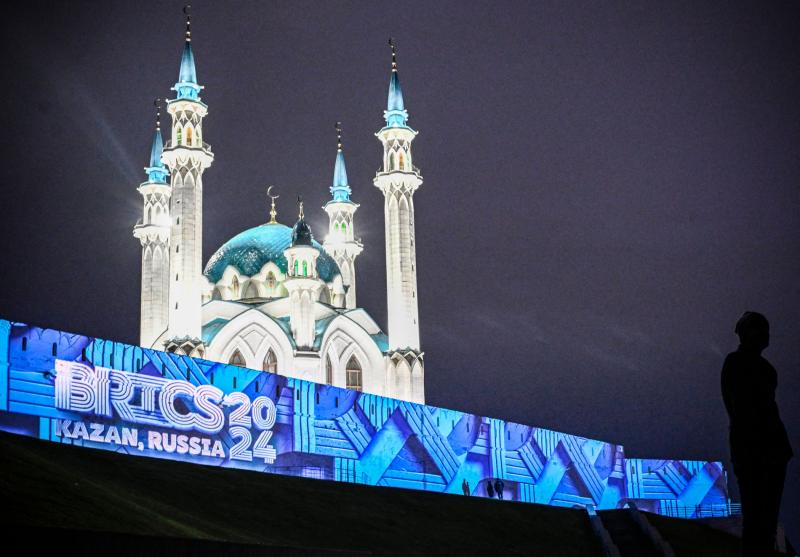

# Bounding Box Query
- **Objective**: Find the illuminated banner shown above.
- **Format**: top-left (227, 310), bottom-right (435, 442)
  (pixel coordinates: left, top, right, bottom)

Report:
top-left (0, 319), bottom-right (733, 518)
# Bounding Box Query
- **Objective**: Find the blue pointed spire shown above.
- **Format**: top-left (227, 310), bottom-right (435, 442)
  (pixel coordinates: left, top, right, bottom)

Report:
top-left (145, 99), bottom-right (168, 184)
top-left (384, 39), bottom-right (409, 128)
top-left (331, 122), bottom-right (352, 202)
top-left (172, 6), bottom-right (202, 101)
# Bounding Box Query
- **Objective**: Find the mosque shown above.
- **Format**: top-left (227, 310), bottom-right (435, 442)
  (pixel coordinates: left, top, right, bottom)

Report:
top-left (133, 13), bottom-right (424, 403)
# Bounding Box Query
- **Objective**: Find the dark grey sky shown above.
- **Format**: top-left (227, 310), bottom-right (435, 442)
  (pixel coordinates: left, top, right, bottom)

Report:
top-left (1, 0), bottom-right (798, 537)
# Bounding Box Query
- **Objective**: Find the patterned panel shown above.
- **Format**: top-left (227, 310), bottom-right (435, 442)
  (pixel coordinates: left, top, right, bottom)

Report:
top-left (0, 319), bottom-right (732, 517)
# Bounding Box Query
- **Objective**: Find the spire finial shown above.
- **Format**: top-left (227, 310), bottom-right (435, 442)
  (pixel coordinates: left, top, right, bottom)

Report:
top-left (183, 5), bottom-right (192, 42)
top-left (267, 186), bottom-right (279, 224)
top-left (389, 37), bottom-right (397, 72)
top-left (298, 195), bottom-right (304, 219)
top-left (154, 97), bottom-right (162, 131)
top-left (335, 121), bottom-right (343, 152)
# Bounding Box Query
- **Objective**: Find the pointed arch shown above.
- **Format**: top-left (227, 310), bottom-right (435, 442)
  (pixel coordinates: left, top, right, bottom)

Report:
top-left (302, 260), bottom-right (308, 277)
top-left (398, 152), bottom-right (405, 170)
top-left (244, 281), bottom-right (259, 299)
top-left (231, 275), bottom-right (240, 298)
top-left (176, 127), bottom-right (182, 145)
top-left (345, 355), bottom-right (362, 392)
top-left (263, 348), bottom-right (278, 374)
top-left (293, 260), bottom-right (299, 276)
top-left (388, 152), bottom-right (395, 171)
top-left (325, 355), bottom-right (333, 385)
top-left (228, 349), bottom-right (245, 367)
top-left (186, 126), bottom-right (193, 146)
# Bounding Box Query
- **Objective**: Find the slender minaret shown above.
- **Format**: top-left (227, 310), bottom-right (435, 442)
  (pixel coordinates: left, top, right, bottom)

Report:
top-left (133, 99), bottom-right (171, 347)
top-left (373, 40), bottom-right (424, 403)
top-left (323, 122), bottom-right (363, 309)
top-left (284, 200), bottom-right (324, 349)
top-left (161, 7), bottom-right (214, 356)
top-left (374, 40), bottom-right (423, 352)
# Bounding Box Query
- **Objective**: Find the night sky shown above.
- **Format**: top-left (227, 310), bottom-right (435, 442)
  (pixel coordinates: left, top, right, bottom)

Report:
top-left (1, 0), bottom-right (798, 539)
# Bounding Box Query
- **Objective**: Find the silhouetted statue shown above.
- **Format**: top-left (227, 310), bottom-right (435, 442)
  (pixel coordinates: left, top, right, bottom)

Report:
top-left (486, 479), bottom-right (495, 498)
top-left (721, 311), bottom-right (793, 556)
top-left (462, 478), bottom-right (470, 496)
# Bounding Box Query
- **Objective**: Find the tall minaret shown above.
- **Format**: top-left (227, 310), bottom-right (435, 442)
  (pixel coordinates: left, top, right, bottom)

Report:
top-left (161, 7), bottom-right (214, 356)
top-left (133, 100), bottom-right (171, 347)
top-left (323, 122), bottom-right (363, 309)
top-left (373, 40), bottom-right (424, 403)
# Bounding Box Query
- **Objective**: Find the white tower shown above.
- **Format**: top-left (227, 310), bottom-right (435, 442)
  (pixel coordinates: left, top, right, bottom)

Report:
top-left (133, 100), bottom-right (171, 347)
top-left (284, 202), bottom-right (324, 349)
top-left (323, 123), bottom-right (363, 309)
top-left (162, 10), bottom-right (214, 356)
top-left (373, 41), bottom-right (424, 403)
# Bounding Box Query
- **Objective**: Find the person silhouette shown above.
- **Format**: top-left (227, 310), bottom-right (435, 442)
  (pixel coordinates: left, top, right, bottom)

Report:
top-left (721, 311), bottom-right (793, 556)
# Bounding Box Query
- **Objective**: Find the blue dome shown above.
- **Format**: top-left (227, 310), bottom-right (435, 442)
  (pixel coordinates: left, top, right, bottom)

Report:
top-left (204, 223), bottom-right (340, 283)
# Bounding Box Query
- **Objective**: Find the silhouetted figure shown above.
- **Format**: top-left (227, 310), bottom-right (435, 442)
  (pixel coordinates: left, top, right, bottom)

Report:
top-left (494, 478), bottom-right (504, 500)
top-left (462, 478), bottom-right (470, 496)
top-left (721, 312), bottom-right (793, 556)
top-left (486, 480), bottom-right (495, 498)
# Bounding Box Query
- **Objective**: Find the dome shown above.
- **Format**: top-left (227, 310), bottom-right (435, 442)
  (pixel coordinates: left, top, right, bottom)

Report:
top-left (291, 217), bottom-right (314, 246)
top-left (204, 222), bottom-right (340, 283)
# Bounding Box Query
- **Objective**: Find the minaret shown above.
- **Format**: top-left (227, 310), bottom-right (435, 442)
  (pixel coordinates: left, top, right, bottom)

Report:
top-left (323, 122), bottom-right (363, 309)
top-left (161, 7), bottom-right (214, 356)
top-left (284, 200), bottom-right (323, 349)
top-left (133, 100), bottom-right (171, 347)
top-left (373, 40), bottom-right (424, 403)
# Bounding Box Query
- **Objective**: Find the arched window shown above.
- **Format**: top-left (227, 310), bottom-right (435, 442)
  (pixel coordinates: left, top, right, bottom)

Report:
top-left (326, 355), bottom-right (333, 385)
top-left (389, 152), bottom-right (395, 170)
top-left (263, 348), bottom-right (277, 374)
top-left (267, 272), bottom-right (275, 291)
top-left (302, 260), bottom-right (308, 277)
top-left (334, 223), bottom-right (340, 233)
top-left (212, 287), bottom-right (223, 300)
top-left (341, 222), bottom-right (347, 235)
top-left (176, 127), bottom-right (182, 145)
top-left (398, 153), bottom-right (405, 170)
top-left (346, 356), bottom-right (362, 392)
top-left (229, 350), bottom-right (245, 367)
top-left (186, 127), bottom-right (193, 145)
top-left (231, 276), bottom-right (239, 298)
top-left (293, 260), bottom-right (299, 276)
top-left (244, 281), bottom-right (259, 299)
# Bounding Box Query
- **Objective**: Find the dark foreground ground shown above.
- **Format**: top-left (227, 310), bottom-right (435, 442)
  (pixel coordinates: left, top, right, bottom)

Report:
top-left (0, 430), bottom-right (751, 556)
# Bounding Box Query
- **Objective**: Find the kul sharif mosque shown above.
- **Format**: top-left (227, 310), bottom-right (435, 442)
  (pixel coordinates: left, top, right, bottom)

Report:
top-left (133, 12), bottom-right (425, 403)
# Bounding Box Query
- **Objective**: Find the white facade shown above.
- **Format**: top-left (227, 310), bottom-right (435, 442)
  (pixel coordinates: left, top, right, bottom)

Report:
top-left (134, 28), bottom-right (424, 402)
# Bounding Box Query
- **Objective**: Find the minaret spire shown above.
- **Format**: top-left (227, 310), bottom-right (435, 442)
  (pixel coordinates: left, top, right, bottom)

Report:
top-left (385, 38), bottom-right (407, 127)
top-left (174, 5), bottom-right (201, 101)
top-left (331, 121), bottom-right (351, 202)
top-left (146, 98), bottom-right (168, 184)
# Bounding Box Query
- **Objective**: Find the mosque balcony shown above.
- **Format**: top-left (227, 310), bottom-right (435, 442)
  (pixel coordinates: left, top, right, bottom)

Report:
top-left (162, 140), bottom-right (214, 168)
top-left (133, 220), bottom-right (170, 244)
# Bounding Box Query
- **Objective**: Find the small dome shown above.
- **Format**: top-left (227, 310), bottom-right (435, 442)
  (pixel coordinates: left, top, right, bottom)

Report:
top-left (204, 222), bottom-right (340, 283)
top-left (291, 217), bottom-right (314, 247)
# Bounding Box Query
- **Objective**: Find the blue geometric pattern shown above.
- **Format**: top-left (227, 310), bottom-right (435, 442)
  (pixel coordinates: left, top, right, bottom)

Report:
top-left (0, 319), bottom-right (731, 516)
top-left (203, 222), bottom-right (341, 283)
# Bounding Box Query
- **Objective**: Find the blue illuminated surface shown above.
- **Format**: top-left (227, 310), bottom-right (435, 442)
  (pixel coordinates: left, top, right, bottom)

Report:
top-left (144, 128), bottom-right (168, 184)
top-left (330, 150), bottom-right (351, 202)
top-left (173, 42), bottom-right (202, 101)
top-left (0, 318), bottom-right (731, 517)
top-left (203, 223), bottom-right (341, 283)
